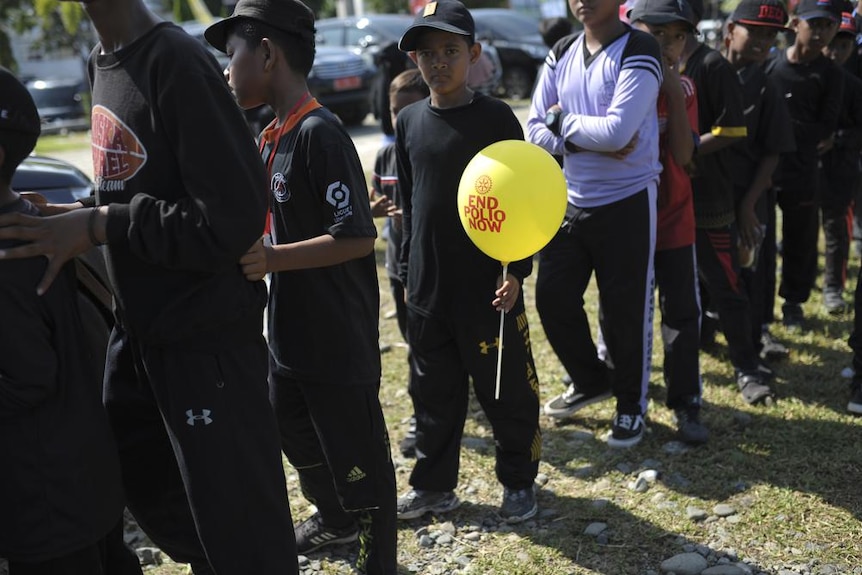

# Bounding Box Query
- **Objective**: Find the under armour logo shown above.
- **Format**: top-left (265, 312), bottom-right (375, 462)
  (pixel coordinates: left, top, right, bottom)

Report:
top-left (186, 409), bottom-right (213, 426)
top-left (479, 339), bottom-right (499, 355)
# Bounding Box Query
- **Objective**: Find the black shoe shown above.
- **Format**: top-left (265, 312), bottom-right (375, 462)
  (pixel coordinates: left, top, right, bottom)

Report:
top-left (399, 415), bottom-right (417, 458)
top-left (499, 486), bottom-right (538, 523)
top-left (294, 514), bottom-right (358, 554)
top-left (849, 386), bottom-right (862, 415)
top-left (607, 412), bottom-right (645, 448)
top-left (673, 402), bottom-right (709, 445)
top-left (823, 288), bottom-right (849, 315)
top-left (396, 489), bottom-right (460, 520)
top-left (737, 372), bottom-right (775, 405)
top-left (544, 383), bottom-right (612, 419)
top-left (760, 329), bottom-right (789, 361)
top-left (782, 303), bottom-right (804, 332)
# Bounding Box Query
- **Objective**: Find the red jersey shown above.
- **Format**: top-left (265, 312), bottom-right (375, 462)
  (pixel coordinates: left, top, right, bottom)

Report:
top-left (656, 75), bottom-right (698, 251)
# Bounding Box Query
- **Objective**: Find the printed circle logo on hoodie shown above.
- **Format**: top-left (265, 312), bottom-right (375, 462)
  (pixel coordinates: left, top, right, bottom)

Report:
top-left (91, 105), bottom-right (147, 191)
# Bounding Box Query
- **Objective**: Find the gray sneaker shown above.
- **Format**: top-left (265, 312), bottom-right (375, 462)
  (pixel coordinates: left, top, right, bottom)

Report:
top-left (823, 288), bottom-right (849, 315)
top-left (673, 405), bottom-right (709, 445)
top-left (499, 486), bottom-right (537, 523)
top-left (396, 489), bottom-right (460, 520)
top-left (293, 513), bottom-right (358, 554)
top-left (544, 383), bottom-right (612, 418)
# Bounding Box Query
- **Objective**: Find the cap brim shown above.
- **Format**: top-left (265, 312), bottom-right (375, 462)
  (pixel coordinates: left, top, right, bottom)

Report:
top-left (628, 13), bottom-right (697, 31)
top-left (398, 23), bottom-right (472, 51)
top-left (204, 17), bottom-right (237, 53)
top-left (799, 10), bottom-right (839, 22)
top-left (734, 18), bottom-right (788, 29)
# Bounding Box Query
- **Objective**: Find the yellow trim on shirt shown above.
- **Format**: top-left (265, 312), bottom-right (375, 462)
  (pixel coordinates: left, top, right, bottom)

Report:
top-left (711, 126), bottom-right (748, 137)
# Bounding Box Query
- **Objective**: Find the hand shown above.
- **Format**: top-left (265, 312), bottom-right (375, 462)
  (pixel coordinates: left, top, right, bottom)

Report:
top-left (239, 237), bottom-right (270, 281)
top-left (0, 208), bottom-right (95, 295)
top-left (492, 273), bottom-right (521, 313)
top-left (661, 63), bottom-right (683, 98)
top-left (737, 202), bottom-right (761, 249)
top-left (817, 136), bottom-right (834, 155)
top-left (391, 208), bottom-right (403, 231)
top-left (370, 195), bottom-right (396, 218)
top-left (21, 192), bottom-right (85, 216)
top-left (604, 132), bottom-right (639, 159)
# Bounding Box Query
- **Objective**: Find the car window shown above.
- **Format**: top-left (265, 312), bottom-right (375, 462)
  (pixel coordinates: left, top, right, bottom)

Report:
top-left (474, 11), bottom-right (540, 39)
top-left (28, 85), bottom-right (82, 108)
top-left (316, 26), bottom-right (343, 46)
top-left (345, 27), bottom-right (372, 47)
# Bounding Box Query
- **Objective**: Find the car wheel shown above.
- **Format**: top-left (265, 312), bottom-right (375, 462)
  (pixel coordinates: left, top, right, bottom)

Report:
top-left (334, 104), bottom-right (370, 126)
top-left (502, 66), bottom-right (534, 100)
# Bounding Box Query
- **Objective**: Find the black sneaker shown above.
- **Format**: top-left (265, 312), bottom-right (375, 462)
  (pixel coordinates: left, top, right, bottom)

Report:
top-left (673, 404), bottom-right (709, 445)
top-left (499, 486), bottom-right (538, 523)
top-left (396, 489), bottom-right (460, 520)
top-left (760, 328), bottom-right (789, 361)
top-left (543, 383), bottom-right (612, 419)
top-left (849, 386), bottom-right (862, 415)
top-left (607, 412), bottom-right (645, 448)
top-left (399, 415), bottom-right (417, 458)
top-left (823, 288), bottom-right (849, 315)
top-left (294, 513), bottom-right (358, 554)
top-left (737, 372), bottom-right (775, 406)
top-left (782, 303), bottom-right (804, 332)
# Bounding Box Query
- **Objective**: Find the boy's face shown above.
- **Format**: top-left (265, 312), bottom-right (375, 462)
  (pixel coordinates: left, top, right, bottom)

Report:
top-left (224, 32), bottom-right (267, 110)
top-left (633, 21), bottom-right (690, 66)
top-left (792, 17), bottom-right (839, 52)
top-left (569, 0), bottom-right (625, 27)
top-left (409, 30), bottom-right (479, 100)
top-left (727, 22), bottom-right (780, 64)
top-left (823, 33), bottom-right (855, 64)
top-left (390, 90), bottom-right (425, 130)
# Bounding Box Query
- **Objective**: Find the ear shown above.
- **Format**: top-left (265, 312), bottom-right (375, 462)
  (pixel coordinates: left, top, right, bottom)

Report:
top-left (789, 16), bottom-right (801, 32)
top-left (408, 50), bottom-right (419, 65)
top-left (260, 37), bottom-right (276, 72)
top-left (469, 41), bottom-right (482, 65)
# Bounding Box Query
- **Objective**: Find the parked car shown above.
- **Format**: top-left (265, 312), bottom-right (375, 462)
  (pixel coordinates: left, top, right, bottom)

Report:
top-left (180, 20), bottom-right (375, 127)
top-left (26, 78), bottom-right (90, 135)
top-left (470, 8), bottom-right (547, 99)
top-left (11, 155), bottom-right (112, 380)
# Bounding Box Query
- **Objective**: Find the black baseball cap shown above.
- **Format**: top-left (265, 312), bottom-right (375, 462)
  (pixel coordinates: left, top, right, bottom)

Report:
top-left (205, 0), bottom-right (315, 53)
top-left (628, 0), bottom-right (698, 32)
top-left (730, 0), bottom-right (789, 29)
top-left (795, 0), bottom-right (844, 21)
top-left (0, 67), bottom-right (40, 137)
top-left (398, 0), bottom-right (475, 52)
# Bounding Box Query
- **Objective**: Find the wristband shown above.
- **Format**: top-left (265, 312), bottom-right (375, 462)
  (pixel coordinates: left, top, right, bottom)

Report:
top-left (88, 207), bottom-right (106, 246)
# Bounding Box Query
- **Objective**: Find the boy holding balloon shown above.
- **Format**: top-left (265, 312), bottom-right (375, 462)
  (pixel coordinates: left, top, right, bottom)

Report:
top-left (394, 0), bottom-right (542, 523)
top-left (528, 0), bottom-right (663, 447)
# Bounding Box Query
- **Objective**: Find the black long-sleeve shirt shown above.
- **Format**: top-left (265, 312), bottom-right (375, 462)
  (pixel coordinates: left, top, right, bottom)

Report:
top-left (87, 22), bottom-right (268, 348)
top-left (395, 93), bottom-right (532, 319)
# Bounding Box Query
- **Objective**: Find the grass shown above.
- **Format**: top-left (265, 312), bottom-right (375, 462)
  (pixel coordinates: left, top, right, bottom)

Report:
top-left (142, 231), bottom-right (862, 574)
top-left (33, 131), bottom-right (91, 154)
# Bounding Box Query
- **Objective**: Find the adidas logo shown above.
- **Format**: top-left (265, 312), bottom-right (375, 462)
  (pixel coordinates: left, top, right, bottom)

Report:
top-left (346, 466), bottom-right (367, 482)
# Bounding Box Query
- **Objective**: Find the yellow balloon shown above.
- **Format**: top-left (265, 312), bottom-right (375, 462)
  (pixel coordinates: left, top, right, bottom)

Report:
top-left (457, 140), bottom-right (567, 263)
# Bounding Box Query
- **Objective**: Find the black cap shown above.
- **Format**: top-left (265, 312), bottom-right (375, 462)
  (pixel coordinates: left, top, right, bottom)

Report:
top-left (688, 0), bottom-right (704, 22)
top-left (795, 0), bottom-right (844, 21)
top-left (398, 0), bottom-right (475, 52)
top-left (205, 0), bottom-right (315, 53)
top-left (730, 0), bottom-right (789, 28)
top-left (0, 67), bottom-right (40, 137)
top-left (628, 0), bottom-right (698, 31)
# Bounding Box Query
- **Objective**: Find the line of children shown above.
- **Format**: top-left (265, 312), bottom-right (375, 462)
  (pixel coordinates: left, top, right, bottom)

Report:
top-left (204, 1), bottom-right (398, 572)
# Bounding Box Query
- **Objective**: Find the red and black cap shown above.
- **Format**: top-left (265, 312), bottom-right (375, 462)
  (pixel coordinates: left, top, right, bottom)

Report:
top-left (838, 11), bottom-right (858, 34)
top-left (398, 0), bottom-right (475, 52)
top-left (205, 0), bottom-right (315, 53)
top-left (628, 0), bottom-right (698, 32)
top-left (730, 0), bottom-right (789, 29)
top-left (0, 67), bottom-right (40, 137)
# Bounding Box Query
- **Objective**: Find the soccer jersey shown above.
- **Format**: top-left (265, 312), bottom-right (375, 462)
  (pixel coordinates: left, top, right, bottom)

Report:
top-left (682, 43), bottom-right (748, 228)
top-left (261, 103), bottom-right (380, 386)
top-left (656, 75), bottom-right (698, 251)
top-left (528, 28), bottom-right (663, 208)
